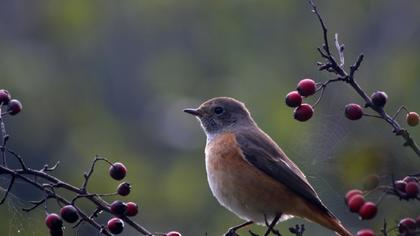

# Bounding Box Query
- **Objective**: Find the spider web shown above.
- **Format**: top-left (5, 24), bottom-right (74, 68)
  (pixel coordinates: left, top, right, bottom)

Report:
top-left (0, 176), bottom-right (43, 236)
top-left (295, 113), bottom-right (350, 165)
top-left (0, 177), bottom-right (109, 236)
top-left (289, 108), bottom-right (352, 204)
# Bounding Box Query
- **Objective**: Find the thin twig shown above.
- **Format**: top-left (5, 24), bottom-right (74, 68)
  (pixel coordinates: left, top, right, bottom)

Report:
top-left (40, 161), bottom-right (60, 172)
top-left (22, 198), bottom-right (49, 212)
top-left (81, 156), bottom-right (108, 192)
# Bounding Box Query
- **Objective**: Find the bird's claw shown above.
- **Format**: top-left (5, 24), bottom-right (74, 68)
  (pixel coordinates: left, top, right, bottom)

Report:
top-left (224, 229), bottom-right (239, 236)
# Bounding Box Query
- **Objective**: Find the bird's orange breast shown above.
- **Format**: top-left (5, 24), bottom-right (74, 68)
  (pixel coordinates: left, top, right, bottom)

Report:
top-left (204, 132), bottom-right (307, 224)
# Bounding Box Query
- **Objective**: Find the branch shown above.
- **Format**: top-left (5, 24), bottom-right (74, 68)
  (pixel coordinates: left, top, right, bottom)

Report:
top-left (0, 104), bottom-right (154, 236)
top-left (307, 0), bottom-right (420, 157)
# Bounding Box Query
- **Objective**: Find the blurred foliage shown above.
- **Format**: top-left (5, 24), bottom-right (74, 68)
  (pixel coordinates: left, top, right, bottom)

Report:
top-left (0, 0), bottom-right (419, 235)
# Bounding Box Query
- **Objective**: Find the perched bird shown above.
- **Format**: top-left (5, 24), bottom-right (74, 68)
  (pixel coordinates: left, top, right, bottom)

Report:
top-left (184, 97), bottom-right (352, 236)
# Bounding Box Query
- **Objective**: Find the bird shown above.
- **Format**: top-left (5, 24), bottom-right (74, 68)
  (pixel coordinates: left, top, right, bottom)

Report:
top-left (184, 97), bottom-right (352, 236)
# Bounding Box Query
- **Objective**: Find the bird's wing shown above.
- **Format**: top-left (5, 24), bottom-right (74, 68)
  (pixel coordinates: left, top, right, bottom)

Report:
top-left (235, 128), bottom-right (332, 215)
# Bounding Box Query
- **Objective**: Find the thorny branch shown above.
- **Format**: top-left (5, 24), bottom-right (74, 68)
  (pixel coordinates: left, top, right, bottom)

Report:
top-left (308, 0), bottom-right (420, 157)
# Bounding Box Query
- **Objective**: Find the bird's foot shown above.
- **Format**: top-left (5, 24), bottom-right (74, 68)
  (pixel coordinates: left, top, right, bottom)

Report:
top-left (289, 224), bottom-right (305, 236)
top-left (264, 214), bottom-right (281, 236)
top-left (224, 228), bottom-right (239, 236)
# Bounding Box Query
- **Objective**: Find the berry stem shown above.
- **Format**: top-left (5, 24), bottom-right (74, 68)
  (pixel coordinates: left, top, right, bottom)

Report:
top-left (391, 106), bottom-right (409, 120)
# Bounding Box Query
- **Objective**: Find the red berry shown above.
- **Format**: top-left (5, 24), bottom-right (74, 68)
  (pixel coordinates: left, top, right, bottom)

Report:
top-left (45, 213), bottom-right (63, 230)
top-left (403, 176), bottom-right (418, 183)
top-left (110, 200), bottom-right (127, 216)
top-left (394, 180), bottom-right (407, 193)
top-left (362, 175), bottom-right (380, 190)
top-left (406, 112), bottom-right (419, 127)
top-left (293, 104), bottom-right (314, 122)
top-left (357, 229), bottom-right (375, 236)
top-left (398, 217), bottom-right (417, 234)
top-left (348, 195), bottom-right (365, 213)
top-left (370, 91), bottom-right (388, 107)
top-left (126, 202), bottom-right (138, 217)
top-left (345, 103), bottom-right (363, 120)
top-left (117, 182), bottom-right (131, 196)
top-left (285, 91), bottom-right (302, 108)
top-left (166, 231), bottom-right (182, 236)
top-left (0, 89), bottom-right (11, 105)
top-left (345, 189), bottom-right (363, 204)
top-left (109, 162), bottom-right (127, 180)
top-left (7, 99), bottom-right (22, 115)
top-left (60, 205), bottom-right (79, 223)
top-left (297, 79), bottom-right (316, 97)
top-left (405, 182), bottom-right (419, 198)
top-left (107, 217), bottom-right (124, 234)
top-left (358, 202), bottom-right (377, 220)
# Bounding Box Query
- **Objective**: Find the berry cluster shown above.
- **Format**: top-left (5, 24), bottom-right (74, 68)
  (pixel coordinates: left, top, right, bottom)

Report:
top-left (345, 189), bottom-right (377, 220)
top-left (42, 161), bottom-right (182, 235)
top-left (45, 206), bottom-right (78, 236)
top-left (106, 163), bottom-right (144, 234)
top-left (356, 216), bottom-right (420, 236)
top-left (110, 163), bottom-right (183, 235)
top-left (43, 162), bottom-right (139, 235)
top-left (285, 79), bottom-right (316, 122)
top-left (347, 175), bottom-right (420, 235)
top-left (394, 176), bottom-right (420, 200)
top-left (0, 89), bottom-right (23, 115)
top-left (346, 188), bottom-right (378, 236)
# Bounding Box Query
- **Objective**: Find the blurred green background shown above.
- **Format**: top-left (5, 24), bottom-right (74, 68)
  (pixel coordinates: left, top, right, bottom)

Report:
top-left (0, 0), bottom-right (419, 235)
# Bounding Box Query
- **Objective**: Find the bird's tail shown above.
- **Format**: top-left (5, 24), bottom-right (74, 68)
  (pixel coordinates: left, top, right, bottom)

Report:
top-left (306, 205), bottom-right (353, 236)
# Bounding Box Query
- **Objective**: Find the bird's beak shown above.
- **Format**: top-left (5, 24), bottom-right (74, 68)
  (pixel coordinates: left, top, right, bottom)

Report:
top-left (183, 108), bottom-right (202, 117)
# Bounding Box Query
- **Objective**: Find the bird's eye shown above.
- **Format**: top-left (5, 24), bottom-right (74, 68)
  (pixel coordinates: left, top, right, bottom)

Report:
top-left (214, 106), bottom-right (224, 115)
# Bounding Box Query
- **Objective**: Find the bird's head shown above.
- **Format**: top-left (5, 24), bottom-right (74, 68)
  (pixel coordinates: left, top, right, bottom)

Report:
top-left (184, 97), bottom-right (255, 136)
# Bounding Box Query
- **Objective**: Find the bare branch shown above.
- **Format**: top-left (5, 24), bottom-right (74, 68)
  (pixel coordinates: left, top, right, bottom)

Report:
top-left (80, 156), bottom-right (109, 192)
top-left (0, 109), bottom-right (154, 236)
